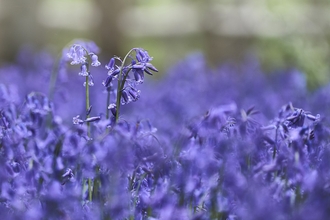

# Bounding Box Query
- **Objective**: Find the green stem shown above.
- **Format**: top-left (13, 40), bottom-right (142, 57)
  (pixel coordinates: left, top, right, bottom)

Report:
top-left (82, 177), bottom-right (87, 201)
top-left (88, 178), bottom-right (92, 202)
top-left (115, 48), bottom-right (136, 123)
top-left (85, 75), bottom-right (91, 137)
top-left (247, 154), bottom-right (251, 170)
top-left (79, 45), bottom-right (93, 202)
top-left (273, 126), bottom-right (278, 160)
top-left (92, 165), bottom-right (101, 201)
top-left (84, 58), bottom-right (92, 202)
top-left (106, 89), bottom-right (110, 120)
top-left (51, 39), bottom-right (96, 203)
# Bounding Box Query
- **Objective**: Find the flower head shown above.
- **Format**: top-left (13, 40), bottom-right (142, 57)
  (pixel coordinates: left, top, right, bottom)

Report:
top-left (135, 48), bottom-right (152, 63)
top-left (67, 44), bottom-right (87, 65)
top-left (105, 58), bottom-right (121, 77)
top-left (65, 41), bottom-right (101, 88)
top-left (131, 48), bottom-right (158, 84)
top-left (120, 83), bottom-right (140, 105)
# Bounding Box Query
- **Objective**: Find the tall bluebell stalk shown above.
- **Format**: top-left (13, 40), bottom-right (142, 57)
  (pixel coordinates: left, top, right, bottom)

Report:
top-left (105, 87), bottom-right (111, 120)
top-left (67, 43), bottom-right (100, 135)
top-left (115, 48), bottom-right (135, 122)
top-left (66, 41), bottom-right (101, 202)
top-left (48, 40), bottom-right (96, 202)
top-left (103, 48), bottom-right (158, 123)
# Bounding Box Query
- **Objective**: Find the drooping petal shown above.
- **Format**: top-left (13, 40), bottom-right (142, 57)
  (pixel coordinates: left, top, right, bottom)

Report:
top-left (105, 58), bottom-right (115, 70)
top-left (146, 63), bottom-right (159, 72)
top-left (133, 69), bottom-right (144, 84)
top-left (103, 75), bottom-right (113, 87)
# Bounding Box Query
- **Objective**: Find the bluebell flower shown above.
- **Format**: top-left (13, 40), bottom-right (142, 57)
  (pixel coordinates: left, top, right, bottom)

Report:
top-left (102, 75), bottom-right (113, 87)
top-left (108, 103), bottom-right (117, 116)
top-left (66, 46), bottom-right (77, 61)
top-left (84, 116), bottom-right (101, 123)
top-left (62, 168), bottom-right (74, 185)
top-left (73, 115), bottom-right (84, 125)
top-left (133, 69), bottom-right (144, 83)
top-left (66, 42), bottom-right (101, 89)
top-left (103, 58), bottom-right (120, 88)
top-left (83, 74), bottom-right (94, 87)
top-left (120, 83), bottom-right (141, 105)
top-left (105, 58), bottom-right (115, 71)
top-left (128, 49), bottom-right (158, 85)
top-left (121, 90), bottom-right (129, 105)
top-left (127, 85), bottom-right (140, 101)
top-left (105, 57), bottom-right (120, 76)
top-left (135, 48), bottom-right (152, 63)
top-left (78, 62), bottom-right (89, 76)
top-left (131, 60), bottom-right (144, 84)
top-left (90, 53), bottom-right (101, 67)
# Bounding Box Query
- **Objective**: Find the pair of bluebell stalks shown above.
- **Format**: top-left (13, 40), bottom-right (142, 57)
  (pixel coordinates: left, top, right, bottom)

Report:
top-left (65, 41), bottom-right (158, 125)
top-left (60, 40), bottom-right (158, 202)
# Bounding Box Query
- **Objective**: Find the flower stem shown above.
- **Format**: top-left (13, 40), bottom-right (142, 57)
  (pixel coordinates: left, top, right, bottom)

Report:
top-left (115, 48), bottom-right (136, 123)
top-left (81, 47), bottom-right (92, 202)
top-left (88, 178), bottom-right (92, 202)
top-left (85, 75), bottom-right (91, 137)
top-left (106, 88), bottom-right (110, 120)
top-left (92, 165), bottom-right (101, 201)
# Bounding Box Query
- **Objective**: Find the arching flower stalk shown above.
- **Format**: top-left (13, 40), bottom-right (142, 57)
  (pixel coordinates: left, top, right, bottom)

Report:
top-left (65, 40), bottom-right (101, 202)
top-left (103, 48), bottom-right (158, 123)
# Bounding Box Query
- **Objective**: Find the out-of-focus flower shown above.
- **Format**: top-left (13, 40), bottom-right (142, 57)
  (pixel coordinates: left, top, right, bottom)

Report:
top-left (73, 115), bottom-right (84, 125)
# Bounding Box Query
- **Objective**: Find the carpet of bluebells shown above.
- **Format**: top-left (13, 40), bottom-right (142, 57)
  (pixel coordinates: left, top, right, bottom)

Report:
top-left (1, 40), bottom-right (330, 220)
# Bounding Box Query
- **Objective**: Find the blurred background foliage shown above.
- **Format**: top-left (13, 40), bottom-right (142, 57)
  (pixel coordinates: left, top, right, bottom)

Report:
top-left (0, 0), bottom-right (330, 89)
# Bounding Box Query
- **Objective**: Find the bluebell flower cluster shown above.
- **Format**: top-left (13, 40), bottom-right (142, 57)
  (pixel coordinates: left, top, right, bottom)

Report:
top-left (66, 40), bottom-right (101, 87)
top-left (79, 47), bottom-right (158, 132)
top-left (1, 45), bottom-right (330, 220)
top-left (103, 48), bottom-right (158, 111)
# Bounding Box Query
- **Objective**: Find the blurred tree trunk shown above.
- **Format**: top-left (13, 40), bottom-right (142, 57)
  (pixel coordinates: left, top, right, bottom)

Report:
top-left (0, 0), bottom-right (43, 63)
top-left (93, 0), bottom-right (128, 58)
top-left (197, 0), bottom-right (255, 66)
